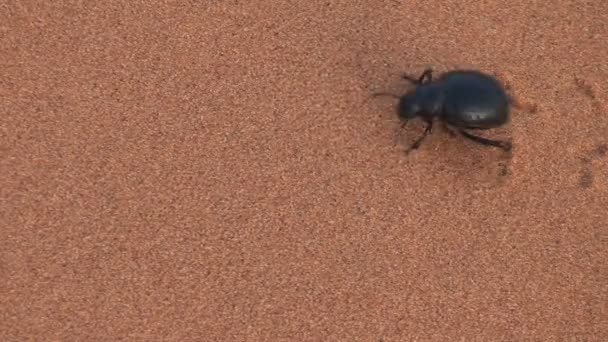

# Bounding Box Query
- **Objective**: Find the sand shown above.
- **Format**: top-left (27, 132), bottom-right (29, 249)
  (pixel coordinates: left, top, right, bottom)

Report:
top-left (2, 1), bottom-right (607, 340)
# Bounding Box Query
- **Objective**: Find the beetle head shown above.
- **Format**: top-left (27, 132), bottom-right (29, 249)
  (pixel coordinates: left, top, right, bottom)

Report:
top-left (397, 94), bottom-right (423, 120)
top-left (397, 84), bottom-right (443, 121)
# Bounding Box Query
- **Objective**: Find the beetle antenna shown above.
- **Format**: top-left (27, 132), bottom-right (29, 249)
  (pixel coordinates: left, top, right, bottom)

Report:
top-left (371, 92), bottom-right (400, 99)
top-left (402, 74), bottom-right (421, 85)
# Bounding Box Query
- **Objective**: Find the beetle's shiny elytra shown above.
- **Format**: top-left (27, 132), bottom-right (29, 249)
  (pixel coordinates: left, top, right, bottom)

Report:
top-left (374, 68), bottom-right (513, 153)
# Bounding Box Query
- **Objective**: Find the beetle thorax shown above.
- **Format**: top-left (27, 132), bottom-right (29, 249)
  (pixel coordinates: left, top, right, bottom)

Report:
top-left (411, 84), bottom-right (443, 118)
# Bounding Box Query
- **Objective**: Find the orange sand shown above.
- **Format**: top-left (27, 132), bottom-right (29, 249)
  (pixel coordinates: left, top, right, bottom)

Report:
top-left (2, 1), bottom-right (607, 340)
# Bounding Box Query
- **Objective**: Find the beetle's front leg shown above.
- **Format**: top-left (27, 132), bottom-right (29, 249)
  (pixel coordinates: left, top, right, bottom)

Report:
top-left (406, 119), bottom-right (433, 153)
top-left (402, 68), bottom-right (433, 85)
top-left (418, 68), bottom-right (433, 84)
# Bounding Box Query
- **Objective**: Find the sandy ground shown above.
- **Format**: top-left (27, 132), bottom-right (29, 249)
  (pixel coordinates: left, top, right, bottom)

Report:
top-left (2, 1), bottom-right (607, 341)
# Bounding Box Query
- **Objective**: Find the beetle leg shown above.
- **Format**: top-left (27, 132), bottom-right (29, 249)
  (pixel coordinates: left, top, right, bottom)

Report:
top-left (418, 68), bottom-right (433, 84)
top-left (406, 120), bottom-right (433, 153)
top-left (402, 68), bottom-right (433, 85)
top-left (402, 74), bottom-right (421, 85)
top-left (371, 92), bottom-right (400, 99)
top-left (459, 130), bottom-right (512, 151)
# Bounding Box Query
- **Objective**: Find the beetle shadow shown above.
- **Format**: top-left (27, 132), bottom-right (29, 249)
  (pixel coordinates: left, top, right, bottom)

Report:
top-left (396, 124), bottom-right (514, 188)
top-left (452, 130), bottom-right (512, 185)
top-left (578, 143), bottom-right (607, 189)
top-left (451, 138), bottom-right (513, 186)
top-left (572, 75), bottom-right (607, 189)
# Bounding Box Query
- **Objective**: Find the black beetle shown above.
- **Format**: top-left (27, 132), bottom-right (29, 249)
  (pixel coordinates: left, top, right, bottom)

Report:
top-left (374, 68), bottom-right (515, 153)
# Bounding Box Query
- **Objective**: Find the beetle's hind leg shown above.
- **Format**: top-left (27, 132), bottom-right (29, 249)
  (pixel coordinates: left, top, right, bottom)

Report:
top-left (459, 130), bottom-right (512, 151)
